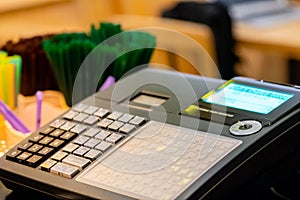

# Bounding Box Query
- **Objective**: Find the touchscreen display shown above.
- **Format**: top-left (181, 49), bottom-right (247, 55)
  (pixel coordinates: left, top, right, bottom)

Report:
top-left (202, 82), bottom-right (294, 114)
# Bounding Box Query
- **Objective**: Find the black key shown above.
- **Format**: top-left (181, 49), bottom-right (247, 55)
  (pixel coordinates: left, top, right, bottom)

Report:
top-left (28, 144), bottom-right (43, 153)
top-left (29, 134), bottom-right (44, 143)
top-left (6, 149), bottom-right (22, 161)
top-left (38, 147), bottom-right (54, 156)
top-left (50, 129), bottom-right (65, 138)
top-left (27, 155), bottom-right (43, 167)
top-left (49, 139), bottom-right (65, 149)
top-left (18, 142), bottom-right (33, 151)
top-left (16, 152), bottom-right (32, 162)
top-left (60, 132), bottom-right (77, 141)
top-left (40, 159), bottom-right (57, 172)
top-left (39, 127), bottom-right (55, 135)
top-left (38, 136), bottom-right (54, 145)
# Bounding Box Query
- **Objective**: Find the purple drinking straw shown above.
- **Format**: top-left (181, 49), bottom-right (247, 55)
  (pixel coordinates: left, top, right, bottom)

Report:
top-left (99, 76), bottom-right (115, 92)
top-left (0, 100), bottom-right (30, 134)
top-left (36, 91), bottom-right (43, 130)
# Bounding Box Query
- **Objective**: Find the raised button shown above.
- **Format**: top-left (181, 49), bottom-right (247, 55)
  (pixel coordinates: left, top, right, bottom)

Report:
top-left (83, 106), bottom-right (98, 115)
top-left (129, 116), bottom-right (146, 126)
top-left (84, 149), bottom-right (102, 160)
top-left (63, 110), bottom-right (79, 120)
top-left (40, 159), bottom-right (57, 172)
top-left (119, 124), bottom-right (136, 134)
top-left (73, 146), bottom-right (90, 157)
top-left (27, 155), bottom-right (43, 167)
top-left (95, 141), bottom-right (112, 152)
top-left (84, 138), bottom-right (101, 148)
top-left (51, 151), bottom-right (68, 161)
top-left (108, 121), bottom-right (124, 132)
top-left (98, 118), bottom-right (114, 129)
top-left (118, 114), bottom-right (134, 123)
top-left (83, 128), bottom-right (101, 137)
top-left (72, 104), bottom-right (88, 112)
top-left (93, 108), bottom-right (110, 118)
top-left (105, 133), bottom-right (123, 144)
top-left (73, 113), bottom-right (89, 123)
top-left (107, 111), bottom-right (123, 120)
top-left (50, 119), bottom-right (66, 129)
top-left (60, 122), bottom-right (76, 131)
top-left (95, 130), bottom-right (111, 140)
top-left (62, 154), bottom-right (90, 170)
top-left (70, 124), bottom-right (87, 134)
top-left (38, 147), bottom-right (54, 156)
top-left (62, 143), bottom-right (79, 153)
top-left (73, 135), bottom-right (89, 145)
top-left (83, 116), bottom-right (99, 125)
top-left (50, 162), bottom-right (80, 178)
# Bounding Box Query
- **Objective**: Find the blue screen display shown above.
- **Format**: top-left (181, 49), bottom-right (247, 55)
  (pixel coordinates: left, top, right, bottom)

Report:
top-left (202, 82), bottom-right (294, 114)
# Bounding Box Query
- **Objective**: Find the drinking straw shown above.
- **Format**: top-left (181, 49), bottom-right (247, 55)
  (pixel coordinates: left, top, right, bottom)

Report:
top-left (0, 100), bottom-right (30, 134)
top-left (36, 91), bottom-right (43, 130)
top-left (99, 75), bottom-right (115, 91)
top-left (42, 22), bottom-right (156, 106)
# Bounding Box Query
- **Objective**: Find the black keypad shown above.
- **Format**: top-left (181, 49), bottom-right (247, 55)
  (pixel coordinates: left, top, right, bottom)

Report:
top-left (5, 104), bottom-right (147, 179)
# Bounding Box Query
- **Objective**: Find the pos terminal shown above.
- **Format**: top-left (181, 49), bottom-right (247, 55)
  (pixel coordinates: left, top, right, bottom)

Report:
top-left (0, 68), bottom-right (299, 199)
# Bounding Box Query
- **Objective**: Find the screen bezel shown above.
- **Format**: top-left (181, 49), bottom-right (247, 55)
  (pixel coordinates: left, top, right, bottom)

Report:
top-left (198, 77), bottom-right (300, 125)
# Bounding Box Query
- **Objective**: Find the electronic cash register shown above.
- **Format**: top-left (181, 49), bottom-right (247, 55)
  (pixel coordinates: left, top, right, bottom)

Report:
top-left (0, 68), bottom-right (299, 199)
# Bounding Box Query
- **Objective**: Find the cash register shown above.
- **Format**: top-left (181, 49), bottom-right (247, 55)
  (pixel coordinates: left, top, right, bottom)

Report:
top-left (0, 68), bottom-right (299, 199)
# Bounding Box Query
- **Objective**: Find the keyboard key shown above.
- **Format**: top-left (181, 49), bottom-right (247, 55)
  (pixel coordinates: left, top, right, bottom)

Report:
top-left (83, 116), bottom-right (99, 125)
top-left (6, 149), bottom-right (22, 161)
top-left (39, 136), bottom-right (54, 145)
top-left (70, 124), bottom-right (87, 134)
top-left (105, 133), bottom-right (123, 144)
top-left (73, 146), bottom-right (90, 157)
top-left (84, 138), bottom-right (101, 148)
top-left (51, 151), bottom-right (68, 161)
top-left (73, 135), bottom-right (89, 145)
top-left (17, 152), bottom-right (32, 161)
top-left (27, 155), bottom-right (43, 167)
top-left (39, 127), bottom-right (55, 135)
top-left (84, 149), bottom-right (102, 160)
top-left (40, 159), bottom-right (57, 172)
top-left (29, 135), bottom-right (44, 143)
top-left (73, 113), bottom-right (89, 123)
top-left (93, 108), bottom-right (110, 118)
top-left (50, 129), bottom-right (65, 138)
top-left (28, 144), bottom-right (43, 153)
top-left (98, 118), bottom-right (114, 129)
top-left (72, 103), bottom-right (88, 112)
top-left (38, 147), bottom-right (54, 156)
top-left (108, 121), bottom-right (124, 132)
top-left (60, 122), bottom-right (76, 131)
top-left (18, 142), bottom-right (33, 151)
top-left (119, 124), bottom-right (136, 134)
top-left (118, 114), bottom-right (134, 123)
top-left (60, 132), bottom-right (77, 141)
top-left (107, 111), bottom-right (123, 120)
top-left (129, 116), bottom-right (146, 126)
top-left (83, 106), bottom-right (98, 115)
top-left (50, 162), bottom-right (80, 178)
top-left (63, 110), bottom-right (79, 120)
top-left (50, 119), bottom-right (66, 128)
top-left (83, 128), bottom-right (101, 137)
top-left (62, 154), bottom-right (90, 170)
top-left (49, 139), bottom-right (65, 149)
top-left (94, 130), bottom-right (111, 140)
top-left (95, 141), bottom-right (112, 152)
top-left (62, 143), bottom-right (79, 153)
